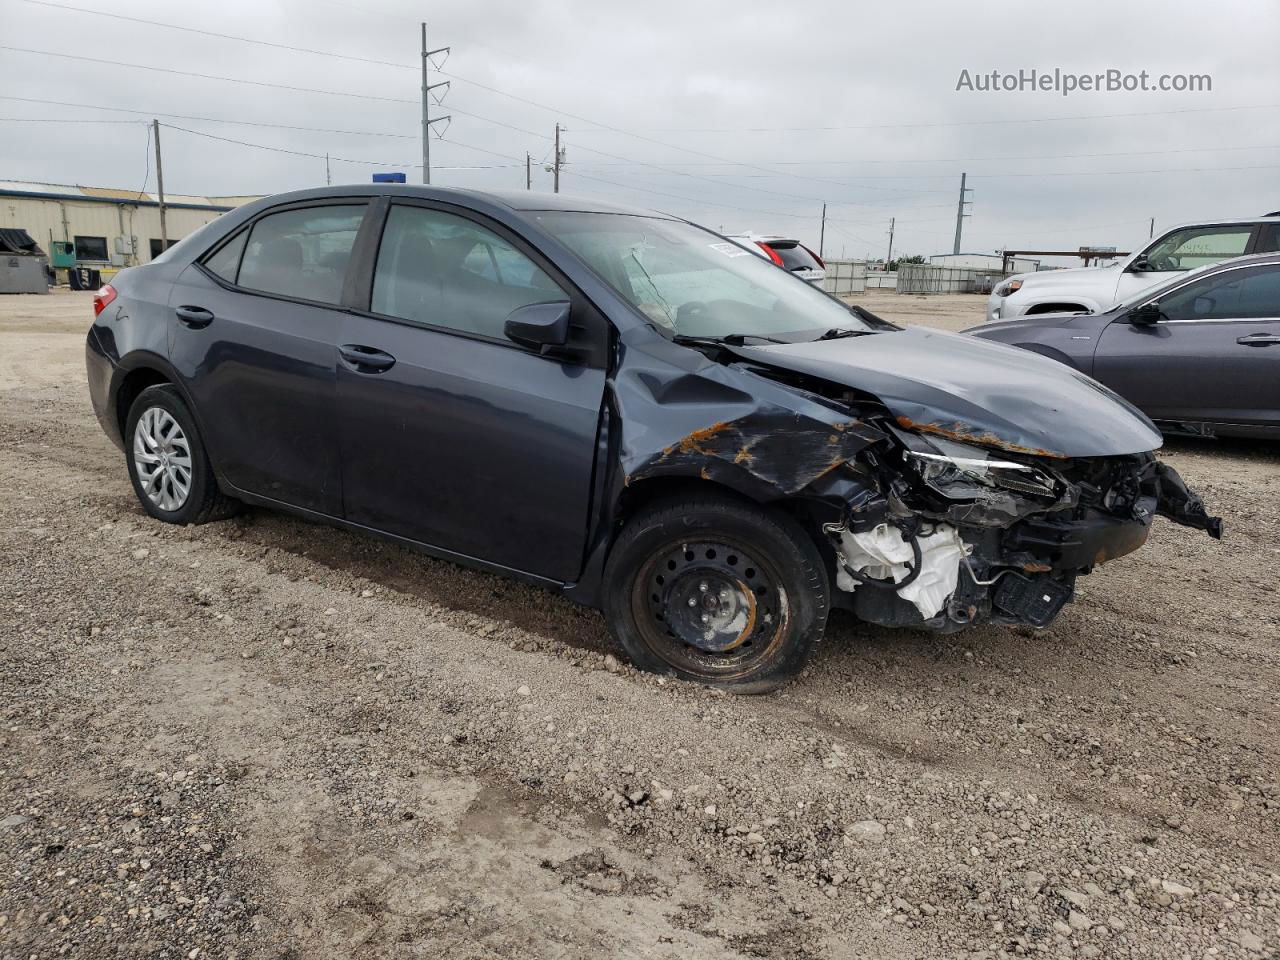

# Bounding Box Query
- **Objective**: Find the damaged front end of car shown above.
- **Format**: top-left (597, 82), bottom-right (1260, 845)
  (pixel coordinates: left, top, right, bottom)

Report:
top-left (819, 423), bottom-right (1221, 632)
top-left (611, 328), bottom-right (1222, 636)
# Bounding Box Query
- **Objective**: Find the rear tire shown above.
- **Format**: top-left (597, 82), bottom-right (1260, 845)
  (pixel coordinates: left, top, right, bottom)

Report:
top-left (125, 384), bottom-right (239, 525)
top-left (603, 493), bottom-right (829, 693)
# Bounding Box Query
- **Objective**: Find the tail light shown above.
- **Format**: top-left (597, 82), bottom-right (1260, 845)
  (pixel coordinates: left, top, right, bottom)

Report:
top-left (93, 284), bottom-right (117, 317)
top-left (801, 245), bottom-right (825, 269)
top-left (756, 242), bottom-right (784, 266)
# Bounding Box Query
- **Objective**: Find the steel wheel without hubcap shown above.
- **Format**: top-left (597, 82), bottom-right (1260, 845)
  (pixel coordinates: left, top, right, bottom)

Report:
top-left (132, 406), bottom-right (192, 512)
top-left (634, 539), bottom-right (789, 680)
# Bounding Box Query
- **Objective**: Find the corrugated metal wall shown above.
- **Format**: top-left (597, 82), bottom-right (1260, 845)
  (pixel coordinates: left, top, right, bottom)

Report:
top-left (0, 195), bottom-right (230, 267)
top-left (820, 259), bottom-right (868, 296)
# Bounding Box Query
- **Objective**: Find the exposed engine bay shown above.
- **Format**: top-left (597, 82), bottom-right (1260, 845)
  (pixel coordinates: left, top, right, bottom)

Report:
top-left (616, 326), bottom-right (1224, 636)
top-left (819, 423), bottom-right (1222, 631)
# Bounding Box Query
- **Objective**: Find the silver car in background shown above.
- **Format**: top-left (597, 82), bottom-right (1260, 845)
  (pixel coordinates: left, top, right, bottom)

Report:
top-left (727, 232), bottom-right (826, 285)
top-left (987, 215), bottom-right (1280, 322)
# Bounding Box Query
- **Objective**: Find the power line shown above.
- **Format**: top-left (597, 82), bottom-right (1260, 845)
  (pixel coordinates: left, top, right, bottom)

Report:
top-left (10, 0), bottom-right (415, 69)
top-left (159, 122), bottom-right (515, 171)
top-left (0, 115), bottom-right (144, 124)
top-left (0, 45), bottom-right (418, 104)
top-left (0, 95), bottom-right (420, 138)
top-left (607, 102), bottom-right (1280, 133)
top-left (562, 141), bottom-right (1280, 169)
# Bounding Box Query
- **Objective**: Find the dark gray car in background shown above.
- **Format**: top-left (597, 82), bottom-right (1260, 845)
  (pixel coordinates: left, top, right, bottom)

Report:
top-left (967, 253), bottom-right (1280, 440)
top-left (87, 185), bottom-right (1221, 692)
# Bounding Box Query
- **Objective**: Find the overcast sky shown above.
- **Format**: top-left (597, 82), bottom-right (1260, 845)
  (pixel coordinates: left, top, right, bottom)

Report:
top-left (2, 0), bottom-right (1277, 262)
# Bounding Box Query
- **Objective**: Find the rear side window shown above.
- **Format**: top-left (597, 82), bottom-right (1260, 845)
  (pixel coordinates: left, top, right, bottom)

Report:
top-left (766, 242), bottom-right (823, 272)
top-left (1256, 222), bottom-right (1280, 254)
top-left (203, 229), bottom-right (248, 283)
top-left (237, 205), bottom-right (366, 305)
top-left (371, 205), bottom-right (563, 339)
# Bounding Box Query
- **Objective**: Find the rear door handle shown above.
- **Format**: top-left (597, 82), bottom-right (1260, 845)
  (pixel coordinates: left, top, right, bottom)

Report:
top-left (339, 344), bottom-right (396, 372)
top-left (1236, 332), bottom-right (1280, 346)
top-left (175, 305), bottom-right (214, 328)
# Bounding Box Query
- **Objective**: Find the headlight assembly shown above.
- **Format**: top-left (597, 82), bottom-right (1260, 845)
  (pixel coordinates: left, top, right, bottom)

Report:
top-left (902, 436), bottom-right (1060, 501)
top-left (994, 279), bottom-right (1023, 297)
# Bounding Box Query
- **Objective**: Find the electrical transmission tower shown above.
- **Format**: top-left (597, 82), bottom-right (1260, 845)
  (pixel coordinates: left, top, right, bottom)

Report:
top-left (420, 23), bottom-right (452, 184)
top-left (952, 172), bottom-right (973, 254)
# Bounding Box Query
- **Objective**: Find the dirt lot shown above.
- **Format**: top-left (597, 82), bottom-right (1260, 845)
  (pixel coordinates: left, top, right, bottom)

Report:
top-left (1, 288), bottom-right (1277, 960)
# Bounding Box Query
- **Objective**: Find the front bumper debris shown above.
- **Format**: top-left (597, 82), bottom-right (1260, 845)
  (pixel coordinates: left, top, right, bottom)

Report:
top-left (825, 451), bottom-right (1221, 632)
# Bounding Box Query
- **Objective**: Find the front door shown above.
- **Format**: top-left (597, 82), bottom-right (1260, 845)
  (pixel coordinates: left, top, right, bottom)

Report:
top-left (1113, 223), bottom-right (1258, 304)
top-left (167, 201), bottom-right (369, 514)
top-left (1095, 261), bottom-right (1280, 429)
top-left (336, 201), bottom-right (607, 582)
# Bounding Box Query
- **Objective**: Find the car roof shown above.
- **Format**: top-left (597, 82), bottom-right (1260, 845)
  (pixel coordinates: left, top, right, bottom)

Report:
top-left (234, 184), bottom-right (678, 220)
top-left (1158, 215), bottom-right (1280, 231)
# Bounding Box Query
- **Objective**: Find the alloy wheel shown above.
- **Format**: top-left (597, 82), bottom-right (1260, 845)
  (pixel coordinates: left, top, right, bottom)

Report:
top-left (133, 406), bottom-right (193, 512)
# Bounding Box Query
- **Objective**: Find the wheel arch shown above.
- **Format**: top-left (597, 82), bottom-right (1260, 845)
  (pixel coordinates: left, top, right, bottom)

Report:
top-left (112, 353), bottom-right (219, 474)
top-left (1024, 300), bottom-right (1093, 316)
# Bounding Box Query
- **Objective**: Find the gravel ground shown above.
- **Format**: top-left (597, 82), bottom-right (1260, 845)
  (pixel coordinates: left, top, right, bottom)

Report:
top-left (1, 288), bottom-right (1278, 960)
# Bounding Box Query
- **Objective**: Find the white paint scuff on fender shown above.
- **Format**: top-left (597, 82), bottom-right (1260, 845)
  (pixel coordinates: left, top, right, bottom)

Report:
top-left (833, 523), bottom-right (967, 620)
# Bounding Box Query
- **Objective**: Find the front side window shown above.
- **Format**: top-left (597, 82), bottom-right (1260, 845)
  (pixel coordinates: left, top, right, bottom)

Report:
top-left (1159, 265), bottom-right (1280, 322)
top-left (1141, 226), bottom-right (1252, 272)
top-left (371, 205), bottom-right (563, 338)
top-left (237, 205), bottom-right (366, 305)
top-left (74, 235), bottom-right (108, 262)
top-left (535, 212), bottom-right (870, 340)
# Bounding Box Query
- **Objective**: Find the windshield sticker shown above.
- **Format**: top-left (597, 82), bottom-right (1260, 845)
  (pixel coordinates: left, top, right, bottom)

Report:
top-left (708, 241), bottom-right (751, 258)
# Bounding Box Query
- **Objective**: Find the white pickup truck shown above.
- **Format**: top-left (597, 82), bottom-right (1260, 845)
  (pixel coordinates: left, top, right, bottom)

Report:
top-left (986, 215), bottom-right (1280, 322)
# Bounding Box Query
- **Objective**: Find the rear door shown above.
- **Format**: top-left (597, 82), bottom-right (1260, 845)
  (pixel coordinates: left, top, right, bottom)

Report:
top-left (1094, 261), bottom-right (1280, 429)
top-left (335, 200), bottom-right (608, 581)
top-left (167, 201), bottom-right (368, 514)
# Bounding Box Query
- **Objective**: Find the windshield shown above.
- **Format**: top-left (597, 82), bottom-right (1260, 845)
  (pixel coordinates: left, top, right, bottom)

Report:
top-left (533, 212), bottom-right (871, 340)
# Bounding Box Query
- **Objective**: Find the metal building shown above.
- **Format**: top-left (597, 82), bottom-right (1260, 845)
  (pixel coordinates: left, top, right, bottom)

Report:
top-left (0, 180), bottom-right (260, 273)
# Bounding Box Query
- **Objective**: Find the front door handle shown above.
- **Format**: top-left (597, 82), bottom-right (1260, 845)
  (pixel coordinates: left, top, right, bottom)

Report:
top-left (339, 344), bottom-right (396, 373)
top-left (175, 305), bottom-right (214, 328)
top-left (1237, 332), bottom-right (1280, 346)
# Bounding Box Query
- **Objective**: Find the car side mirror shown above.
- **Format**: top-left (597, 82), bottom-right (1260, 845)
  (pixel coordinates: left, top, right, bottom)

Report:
top-left (1128, 257), bottom-right (1153, 273)
top-left (504, 300), bottom-right (571, 353)
top-left (1127, 302), bottom-right (1163, 326)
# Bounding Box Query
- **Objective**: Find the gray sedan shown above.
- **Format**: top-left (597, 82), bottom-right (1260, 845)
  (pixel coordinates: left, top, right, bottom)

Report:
top-left (966, 253), bottom-right (1280, 440)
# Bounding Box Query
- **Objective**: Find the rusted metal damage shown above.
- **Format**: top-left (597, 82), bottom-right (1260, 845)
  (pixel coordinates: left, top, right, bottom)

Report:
top-left (630, 410), bottom-right (885, 498)
top-left (894, 415), bottom-right (1069, 460)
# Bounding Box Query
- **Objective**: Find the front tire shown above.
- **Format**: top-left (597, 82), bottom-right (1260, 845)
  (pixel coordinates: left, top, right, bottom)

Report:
top-left (603, 493), bottom-right (829, 693)
top-left (125, 384), bottom-right (239, 525)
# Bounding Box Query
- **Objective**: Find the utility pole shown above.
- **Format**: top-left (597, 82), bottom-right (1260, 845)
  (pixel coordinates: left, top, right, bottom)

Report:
top-left (952, 171), bottom-right (973, 255)
top-left (152, 119), bottom-right (167, 250)
top-left (526, 152), bottom-right (532, 190)
top-left (420, 23), bottom-right (451, 184)
top-left (819, 203), bottom-right (826, 259)
top-left (553, 124), bottom-right (562, 193)
top-left (886, 216), bottom-right (895, 266)
top-left (325, 152), bottom-right (331, 186)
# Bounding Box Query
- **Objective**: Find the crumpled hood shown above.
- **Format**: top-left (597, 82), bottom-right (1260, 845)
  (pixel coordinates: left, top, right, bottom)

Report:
top-left (733, 327), bottom-right (1163, 459)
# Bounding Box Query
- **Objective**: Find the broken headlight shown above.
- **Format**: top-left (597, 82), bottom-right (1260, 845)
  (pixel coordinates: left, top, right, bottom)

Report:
top-left (901, 436), bottom-right (1060, 501)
